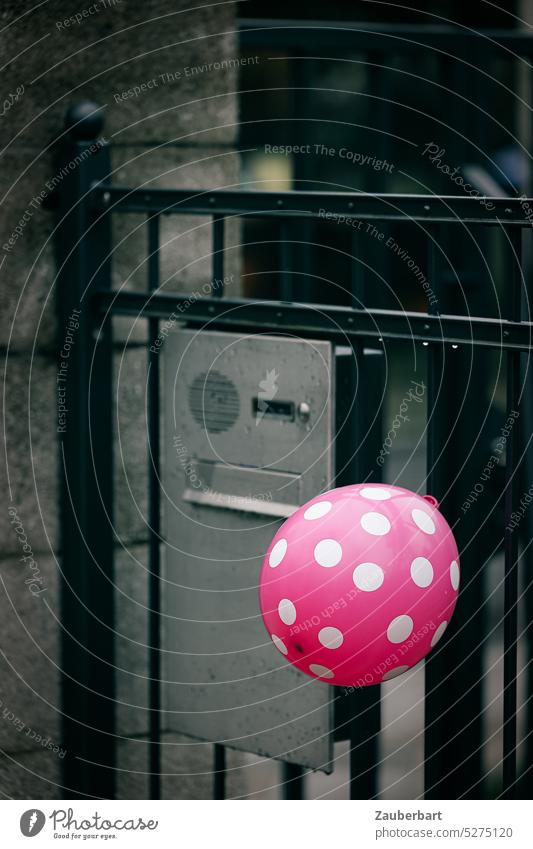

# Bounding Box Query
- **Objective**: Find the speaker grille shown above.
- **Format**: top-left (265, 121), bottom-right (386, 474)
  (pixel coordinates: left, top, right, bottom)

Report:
top-left (188, 370), bottom-right (240, 433)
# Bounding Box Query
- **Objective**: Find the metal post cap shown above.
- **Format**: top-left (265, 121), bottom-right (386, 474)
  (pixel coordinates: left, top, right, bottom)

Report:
top-left (64, 101), bottom-right (105, 140)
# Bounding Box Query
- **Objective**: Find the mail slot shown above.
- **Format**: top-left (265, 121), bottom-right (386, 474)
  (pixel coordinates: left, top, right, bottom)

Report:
top-left (183, 461), bottom-right (301, 518)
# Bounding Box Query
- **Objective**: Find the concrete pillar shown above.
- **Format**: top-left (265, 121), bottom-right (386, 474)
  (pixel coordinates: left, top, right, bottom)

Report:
top-left (1, 0), bottom-right (241, 798)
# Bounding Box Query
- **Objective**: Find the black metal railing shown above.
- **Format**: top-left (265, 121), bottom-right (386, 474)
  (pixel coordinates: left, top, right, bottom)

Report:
top-left (239, 18), bottom-right (533, 55)
top-left (55, 106), bottom-right (532, 801)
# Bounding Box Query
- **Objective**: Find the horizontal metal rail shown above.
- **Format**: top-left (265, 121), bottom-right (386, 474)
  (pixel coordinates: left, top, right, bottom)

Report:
top-left (93, 187), bottom-right (533, 226)
top-left (95, 291), bottom-right (533, 352)
top-left (239, 19), bottom-right (533, 55)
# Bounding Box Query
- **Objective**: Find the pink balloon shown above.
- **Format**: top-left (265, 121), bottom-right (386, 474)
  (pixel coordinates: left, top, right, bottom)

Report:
top-left (259, 484), bottom-right (460, 686)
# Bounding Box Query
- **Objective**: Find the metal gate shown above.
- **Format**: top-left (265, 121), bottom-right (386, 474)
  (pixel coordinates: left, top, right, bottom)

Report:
top-left (54, 104), bottom-right (532, 801)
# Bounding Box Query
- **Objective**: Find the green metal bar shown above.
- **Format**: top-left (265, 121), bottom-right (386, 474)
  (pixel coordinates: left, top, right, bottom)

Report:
top-left (502, 228), bottom-right (522, 798)
top-left (239, 19), bottom-right (533, 55)
top-left (56, 118), bottom-right (115, 798)
top-left (94, 291), bottom-right (533, 353)
top-left (282, 762), bottom-right (305, 799)
top-left (92, 187), bottom-right (533, 227)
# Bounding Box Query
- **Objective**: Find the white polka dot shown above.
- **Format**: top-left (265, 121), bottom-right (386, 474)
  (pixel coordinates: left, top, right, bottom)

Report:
top-left (304, 500), bottom-right (332, 520)
top-left (269, 538), bottom-right (287, 568)
top-left (360, 487), bottom-right (392, 501)
top-left (318, 626), bottom-right (344, 649)
top-left (382, 665), bottom-right (409, 681)
top-left (361, 512), bottom-right (391, 536)
top-left (314, 539), bottom-right (343, 568)
top-left (431, 620), bottom-right (448, 647)
top-left (387, 615), bottom-right (414, 644)
top-left (278, 598), bottom-right (296, 625)
top-left (309, 663), bottom-right (334, 679)
top-left (410, 556), bottom-right (434, 588)
top-left (353, 562), bottom-right (385, 592)
top-left (450, 560), bottom-right (460, 591)
top-left (412, 508), bottom-right (436, 535)
top-left (271, 634), bottom-right (288, 655)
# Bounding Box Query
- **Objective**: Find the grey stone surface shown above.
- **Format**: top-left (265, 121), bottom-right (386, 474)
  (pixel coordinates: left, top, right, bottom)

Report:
top-left (115, 738), bottom-right (151, 799)
top-left (1, 354), bottom-right (59, 559)
top-left (0, 749), bottom-right (63, 800)
top-left (0, 150), bottom-right (59, 351)
top-left (1, 346), bottom-right (150, 559)
top-left (1, 1), bottom-right (240, 352)
top-left (1, 0), bottom-right (243, 801)
top-left (0, 554), bottom-right (61, 756)
top-left (2, 1), bottom-right (238, 146)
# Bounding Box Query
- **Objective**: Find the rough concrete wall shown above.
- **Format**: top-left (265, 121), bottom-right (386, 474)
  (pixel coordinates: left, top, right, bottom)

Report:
top-left (1, 0), bottom-right (242, 799)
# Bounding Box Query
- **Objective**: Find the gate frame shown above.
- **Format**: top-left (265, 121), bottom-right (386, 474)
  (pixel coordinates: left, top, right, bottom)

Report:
top-left (55, 104), bottom-right (532, 801)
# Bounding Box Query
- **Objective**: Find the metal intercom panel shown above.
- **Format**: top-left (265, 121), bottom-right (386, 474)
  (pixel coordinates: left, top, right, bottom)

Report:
top-left (162, 329), bottom-right (336, 772)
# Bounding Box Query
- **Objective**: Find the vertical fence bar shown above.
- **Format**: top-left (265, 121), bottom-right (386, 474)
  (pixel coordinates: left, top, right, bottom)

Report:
top-left (424, 224), bottom-right (486, 799)
top-left (502, 227), bottom-right (522, 798)
top-left (424, 226), bottom-right (443, 515)
top-left (445, 58), bottom-right (494, 806)
top-left (212, 215), bottom-right (225, 297)
top-left (56, 106), bottom-right (116, 798)
top-left (346, 225), bottom-right (381, 800)
top-left (213, 745), bottom-right (227, 799)
top-left (522, 81), bottom-right (533, 788)
top-left (210, 215), bottom-right (229, 799)
top-left (300, 219), bottom-right (314, 302)
top-left (364, 51), bottom-right (390, 311)
top-left (424, 226), bottom-right (454, 798)
top-left (280, 218), bottom-right (293, 300)
top-left (287, 54), bottom-right (314, 303)
top-left (348, 688), bottom-right (381, 800)
top-left (521, 365), bottom-right (533, 792)
top-left (282, 762), bottom-right (305, 799)
top-left (424, 226), bottom-right (447, 796)
top-left (279, 210), bottom-right (307, 799)
top-left (281, 161), bottom-right (302, 802)
top-left (147, 214), bottom-right (162, 800)
top-left (351, 229), bottom-right (366, 308)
